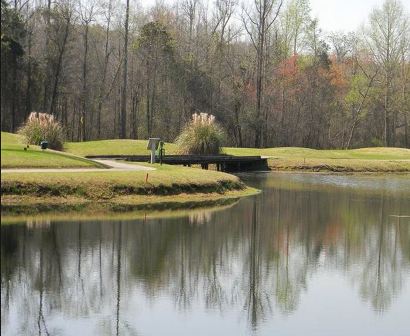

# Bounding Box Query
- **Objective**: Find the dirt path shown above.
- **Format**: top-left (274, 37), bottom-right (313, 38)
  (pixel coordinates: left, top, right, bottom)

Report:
top-left (1, 159), bottom-right (155, 173)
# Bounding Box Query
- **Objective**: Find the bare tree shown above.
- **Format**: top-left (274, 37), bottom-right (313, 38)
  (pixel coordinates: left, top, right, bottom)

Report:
top-left (78, 0), bottom-right (96, 141)
top-left (1, 0), bottom-right (409, 149)
top-left (364, 0), bottom-right (409, 146)
top-left (181, 0), bottom-right (199, 62)
top-left (96, 0), bottom-right (113, 139)
top-left (242, 0), bottom-right (283, 147)
top-left (120, 0), bottom-right (130, 139)
top-left (48, 1), bottom-right (75, 117)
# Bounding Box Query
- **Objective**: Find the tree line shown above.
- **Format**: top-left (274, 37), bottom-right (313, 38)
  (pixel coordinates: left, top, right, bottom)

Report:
top-left (1, 0), bottom-right (409, 148)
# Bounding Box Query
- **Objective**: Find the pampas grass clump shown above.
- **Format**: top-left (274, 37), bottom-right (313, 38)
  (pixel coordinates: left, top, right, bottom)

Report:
top-left (18, 112), bottom-right (65, 150)
top-left (176, 113), bottom-right (225, 155)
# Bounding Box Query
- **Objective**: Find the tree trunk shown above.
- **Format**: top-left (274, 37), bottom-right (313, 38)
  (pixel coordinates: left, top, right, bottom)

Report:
top-left (131, 90), bottom-right (139, 139)
top-left (120, 0), bottom-right (130, 139)
top-left (255, 41), bottom-right (264, 147)
top-left (97, 0), bottom-right (112, 139)
top-left (234, 100), bottom-right (243, 147)
top-left (146, 77), bottom-right (150, 137)
top-left (42, 0), bottom-right (52, 112)
top-left (11, 53), bottom-right (17, 132)
top-left (81, 23), bottom-right (89, 141)
top-left (25, 30), bottom-right (33, 120)
top-left (49, 16), bottom-right (70, 116)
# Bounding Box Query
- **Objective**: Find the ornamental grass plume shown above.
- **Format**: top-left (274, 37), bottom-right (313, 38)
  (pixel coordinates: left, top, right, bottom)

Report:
top-left (18, 112), bottom-right (65, 150)
top-left (176, 113), bottom-right (225, 155)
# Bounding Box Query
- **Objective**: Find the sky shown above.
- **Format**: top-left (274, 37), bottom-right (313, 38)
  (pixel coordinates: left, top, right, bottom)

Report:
top-left (141, 0), bottom-right (410, 33)
top-left (310, 0), bottom-right (410, 33)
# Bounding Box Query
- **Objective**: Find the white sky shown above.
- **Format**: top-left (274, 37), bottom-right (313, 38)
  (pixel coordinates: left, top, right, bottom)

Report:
top-left (310, 0), bottom-right (410, 33)
top-left (141, 0), bottom-right (410, 33)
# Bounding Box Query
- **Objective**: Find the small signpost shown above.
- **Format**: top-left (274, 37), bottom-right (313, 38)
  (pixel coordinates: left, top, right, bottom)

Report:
top-left (147, 138), bottom-right (160, 164)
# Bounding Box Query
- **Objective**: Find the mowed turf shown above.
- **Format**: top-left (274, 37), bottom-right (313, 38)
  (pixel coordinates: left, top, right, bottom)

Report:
top-left (1, 134), bottom-right (257, 210)
top-left (223, 146), bottom-right (410, 160)
top-left (224, 146), bottom-right (410, 172)
top-left (64, 138), bottom-right (410, 172)
top-left (65, 139), bottom-right (178, 156)
top-left (1, 163), bottom-right (247, 200)
top-left (65, 137), bottom-right (410, 160)
top-left (4, 132), bottom-right (410, 172)
top-left (1, 132), bottom-right (104, 169)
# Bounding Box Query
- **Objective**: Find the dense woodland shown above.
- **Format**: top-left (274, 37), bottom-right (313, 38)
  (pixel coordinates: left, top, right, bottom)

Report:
top-left (1, 0), bottom-right (409, 148)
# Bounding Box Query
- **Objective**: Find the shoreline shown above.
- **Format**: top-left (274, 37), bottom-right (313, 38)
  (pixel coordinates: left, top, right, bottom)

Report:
top-left (1, 164), bottom-right (408, 218)
top-left (2, 166), bottom-right (408, 221)
top-left (1, 134), bottom-right (409, 220)
top-left (266, 158), bottom-right (410, 173)
top-left (1, 162), bottom-right (260, 219)
top-left (1, 187), bottom-right (259, 221)
top-left (267, 167), bottom-right (410, 173)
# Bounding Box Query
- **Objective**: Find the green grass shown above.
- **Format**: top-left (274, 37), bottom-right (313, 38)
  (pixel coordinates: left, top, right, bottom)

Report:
top-left (1, 133), bottom-right (260, 213)
top-left (64, 138), bottom-right (410, 172)
top-left (65, 139), bottom-right (178, 156)
top-left (1, 163), bottom-right (248, 199)
top-left (2, 163), bottom-right (239, 186)
top-left (223, 146), bottom-right (410, 160)
top-left (224, 147), bottom-right (410, 172)
top-left (4, 132), bottom-right (410, 172)
top-left (64, 137), bottom-right (410, 160)
top-left (1, 132), bottom-right (105, 169)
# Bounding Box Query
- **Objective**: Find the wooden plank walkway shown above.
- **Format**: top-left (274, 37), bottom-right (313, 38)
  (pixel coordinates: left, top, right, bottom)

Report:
top-left (85, 155), bottom-right (269, 172)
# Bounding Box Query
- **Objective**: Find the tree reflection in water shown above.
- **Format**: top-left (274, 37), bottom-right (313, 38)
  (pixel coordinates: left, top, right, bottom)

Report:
top-left (1, 175), bottom-right (410, 335)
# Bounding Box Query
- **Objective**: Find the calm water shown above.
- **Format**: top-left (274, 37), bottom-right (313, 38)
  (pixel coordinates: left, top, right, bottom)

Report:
top-left (1, 173), bottom-right (410, 336)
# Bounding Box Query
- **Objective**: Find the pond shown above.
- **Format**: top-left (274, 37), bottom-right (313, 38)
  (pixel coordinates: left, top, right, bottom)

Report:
top-left (1, 173), bottom-right (410, 336)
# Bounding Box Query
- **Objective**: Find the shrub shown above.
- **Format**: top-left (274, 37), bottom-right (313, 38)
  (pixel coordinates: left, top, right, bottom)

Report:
top-left (176, 113), bottom-right (225, 155)
top-left (18, 112), bottom-right (65, 150)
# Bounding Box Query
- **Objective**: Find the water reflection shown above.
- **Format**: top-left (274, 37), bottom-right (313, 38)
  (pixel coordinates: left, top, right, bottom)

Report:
top-left (1, 173), bottom-right (410, 335)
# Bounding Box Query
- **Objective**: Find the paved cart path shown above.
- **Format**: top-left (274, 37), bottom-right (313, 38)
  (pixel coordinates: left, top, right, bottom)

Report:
top-left (1, 159), bottom-right (155, 173)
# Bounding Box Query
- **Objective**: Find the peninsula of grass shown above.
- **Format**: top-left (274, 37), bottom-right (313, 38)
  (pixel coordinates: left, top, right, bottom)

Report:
top-left (1, 163), bottom-right (259, 211)
top-left (1, 132), bottom-right (258, 212)
top-left (1, 132), bottom-right (105, 169)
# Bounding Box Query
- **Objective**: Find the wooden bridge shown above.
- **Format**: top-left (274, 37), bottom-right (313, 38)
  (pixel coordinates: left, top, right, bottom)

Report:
top-left (86, 155), bottom-right (269, 172)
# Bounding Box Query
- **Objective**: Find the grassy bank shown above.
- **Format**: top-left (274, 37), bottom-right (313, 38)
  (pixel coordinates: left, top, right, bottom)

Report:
top-left (64, 138), bottom-right (410, 161)
top-left (1, 163), bottom-right (259, 209)
top-left (1, 132), bottom-right (104, 169)
top-left (224, 146), bottom-right (410, 160)
top-left (1, 132), bottom-right (406, 217)
top-left (265, 157), bottom-right (410, 172)
top-left (66, 138), bottom-right (410, 172)
top-left (1, 132), bottom-right (259, 213)
top-left (225, 147), bottom-right (410, 172)
top-left (1, 193), bottom-right (247, 222)
top-left (3, 132), bottom-right (408, 172)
